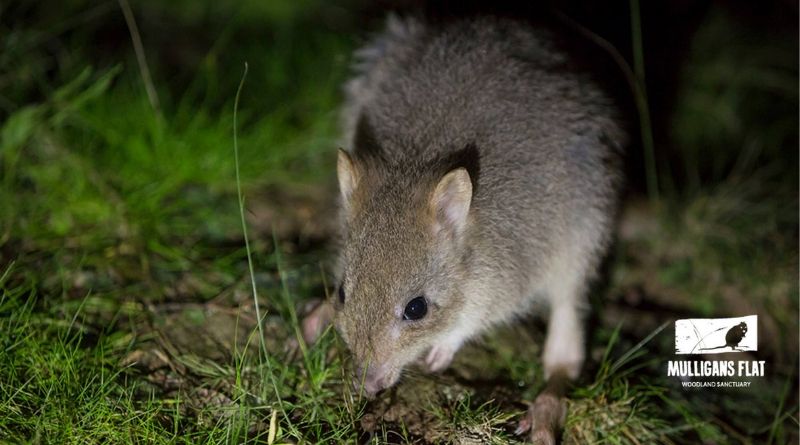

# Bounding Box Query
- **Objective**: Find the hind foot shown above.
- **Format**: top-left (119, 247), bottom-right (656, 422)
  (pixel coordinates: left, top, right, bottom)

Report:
top-left (515, 392), bottom-right (566, 445)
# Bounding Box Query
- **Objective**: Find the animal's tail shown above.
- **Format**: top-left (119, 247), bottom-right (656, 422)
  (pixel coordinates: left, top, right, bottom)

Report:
top-left (699, 345), bottom-right (728, 351)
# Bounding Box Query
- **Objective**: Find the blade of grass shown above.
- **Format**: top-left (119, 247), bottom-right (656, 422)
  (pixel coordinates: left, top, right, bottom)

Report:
top-left (766, 375), bottom-right (793, 444)
top-left (609, 320), bottom-right (669, 376)
top-left (232, 62), bottom-right (292, 439)
top-left (118, 0), bottom-right (161, 117)
top-left (629, 0), bottom-right (659, 201)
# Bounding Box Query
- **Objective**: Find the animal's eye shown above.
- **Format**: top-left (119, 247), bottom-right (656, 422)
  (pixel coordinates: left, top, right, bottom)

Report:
top-left (338, 285), bottom-right (346, 304)
top-left (403, 296), bottom-right (427, 321)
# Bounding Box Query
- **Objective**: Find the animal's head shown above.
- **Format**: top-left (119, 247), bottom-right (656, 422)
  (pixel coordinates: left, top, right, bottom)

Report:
top-left (737, 322), bottom-right (748, 335)
top-left (332, 142), bottom-right (476, 396)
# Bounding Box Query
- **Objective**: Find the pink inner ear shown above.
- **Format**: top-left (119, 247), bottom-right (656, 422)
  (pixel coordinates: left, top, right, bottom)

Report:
top-left (440, 192), bottom-right (469, 228)
top-left (433, 169), bottom-right (472, 234)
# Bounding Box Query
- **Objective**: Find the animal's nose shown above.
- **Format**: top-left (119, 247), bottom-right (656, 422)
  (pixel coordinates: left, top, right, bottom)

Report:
top-left (352, 364), bottom-right (388, 396)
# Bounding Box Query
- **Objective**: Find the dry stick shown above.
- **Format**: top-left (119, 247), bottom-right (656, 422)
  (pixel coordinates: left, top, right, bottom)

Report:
top-left (118, 0), bottom-right (161, 116)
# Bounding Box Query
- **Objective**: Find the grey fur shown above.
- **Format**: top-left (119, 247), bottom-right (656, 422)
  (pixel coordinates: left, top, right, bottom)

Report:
top-left (333, 15), bottom-right (625, 392)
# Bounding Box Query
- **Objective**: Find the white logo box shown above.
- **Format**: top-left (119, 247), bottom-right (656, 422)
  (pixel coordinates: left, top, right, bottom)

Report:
top-left (674, 315), bottom-right (757, 355)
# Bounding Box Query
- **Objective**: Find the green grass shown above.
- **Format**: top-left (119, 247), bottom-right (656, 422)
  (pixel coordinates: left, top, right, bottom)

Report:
top-left (0, 266), bottom-right (173, 443)
top-left (0, 1), bottom-right (797, 443)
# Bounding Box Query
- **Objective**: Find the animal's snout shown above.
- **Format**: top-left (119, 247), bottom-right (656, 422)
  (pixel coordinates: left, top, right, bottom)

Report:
top-left (352, 363), bottom-right (391, 396)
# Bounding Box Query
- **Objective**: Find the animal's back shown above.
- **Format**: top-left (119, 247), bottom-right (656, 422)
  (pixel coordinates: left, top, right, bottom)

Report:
top-left (342, 15), bottom-right (625, 307)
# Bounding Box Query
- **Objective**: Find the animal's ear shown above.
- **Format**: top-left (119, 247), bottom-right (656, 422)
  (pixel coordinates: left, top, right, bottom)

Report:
top-left (337, 148), bottom-right (360, 211)
top-left (429, 167), bottom-right (472, 235)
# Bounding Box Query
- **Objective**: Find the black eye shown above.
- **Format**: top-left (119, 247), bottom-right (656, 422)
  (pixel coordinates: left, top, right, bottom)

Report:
top-left (338, 285), bottom-right (346, 304)
top-left (403, 296), bottom-right (427, 321)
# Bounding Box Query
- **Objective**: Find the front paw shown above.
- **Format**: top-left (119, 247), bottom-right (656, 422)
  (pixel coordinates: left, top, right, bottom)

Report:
top-left (301, 299), bottom-right (334, 345)
top-left (425, 344), bottom-right (456, 372)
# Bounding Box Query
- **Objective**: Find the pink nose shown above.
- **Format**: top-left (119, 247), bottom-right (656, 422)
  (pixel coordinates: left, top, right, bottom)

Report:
top-left (353, 365), bottom-right (389, 396)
